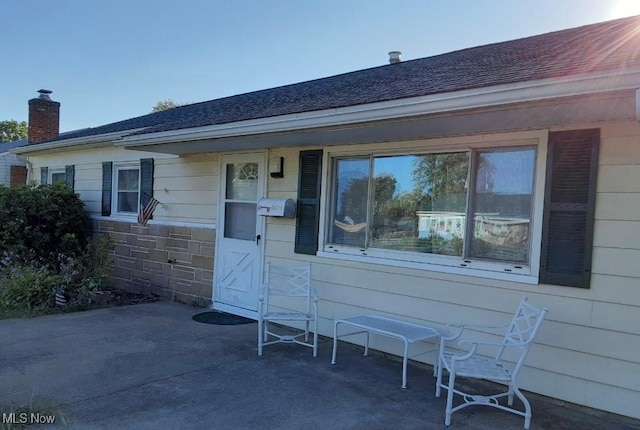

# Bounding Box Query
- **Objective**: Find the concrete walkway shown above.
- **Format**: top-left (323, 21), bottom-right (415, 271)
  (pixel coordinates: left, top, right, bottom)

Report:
top-left (1, 301), bottom-right (638, 430)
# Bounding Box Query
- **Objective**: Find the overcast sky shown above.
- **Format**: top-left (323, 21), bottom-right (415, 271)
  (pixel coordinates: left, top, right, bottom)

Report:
top-left (2, 0), bottom-right (640, 132)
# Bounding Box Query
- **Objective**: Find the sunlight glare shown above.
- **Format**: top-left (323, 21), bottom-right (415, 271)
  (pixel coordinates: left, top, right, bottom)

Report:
top-left (608, 0), bottom-right (640, 19)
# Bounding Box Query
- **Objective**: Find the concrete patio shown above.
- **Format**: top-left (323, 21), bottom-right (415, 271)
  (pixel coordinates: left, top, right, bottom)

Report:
top-left (1, 301), bottom-right (638, 430)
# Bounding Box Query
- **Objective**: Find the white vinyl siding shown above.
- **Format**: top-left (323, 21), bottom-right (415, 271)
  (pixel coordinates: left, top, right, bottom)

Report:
top-left (27, 147), bottom-right (218, 225)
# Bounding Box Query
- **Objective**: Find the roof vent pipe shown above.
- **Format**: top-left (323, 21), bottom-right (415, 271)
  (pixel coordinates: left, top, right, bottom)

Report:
top-left (388, 51), bottom-right (402, 64)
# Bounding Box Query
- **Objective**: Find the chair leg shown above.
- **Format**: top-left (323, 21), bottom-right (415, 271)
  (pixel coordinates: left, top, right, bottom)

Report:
top-left (445, 369), bottom-right (455, 426)
top-left (435, 360), bottom-right (443, 397)
top-left (312, 329), bottom-right (318, 357)
top-left (313, 315), bottom-right (318, 357)
top-left (258, 317), bottom-right (263, 356)
top-left (331, 321), bottom-right (339, 364)
top-left (512, 384), bottom-right (532, 430)
top-left (305, 320), bottom-right (310, 342)
top-left (401, 341), bottom-right (409, 389)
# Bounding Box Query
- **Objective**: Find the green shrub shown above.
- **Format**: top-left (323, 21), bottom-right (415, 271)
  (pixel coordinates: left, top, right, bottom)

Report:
top-left (0, 236), bottom-right (115, 313)
top-left (0, 181), bottom-right (114, 313)
top-left (0, 183), bottom-right (91, 268)
top-left (79, 236), bottom-right (115, 283)
top-left (57, 236), bottom-right (116, 308)
top-left (0, 266), bottom-right (62, 311)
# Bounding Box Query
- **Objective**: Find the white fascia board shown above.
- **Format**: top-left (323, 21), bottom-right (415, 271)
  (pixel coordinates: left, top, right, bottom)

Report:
top-left (12, 129), bottom-right (147, 155)
top-left (115, 70), bottom-right (640, 148)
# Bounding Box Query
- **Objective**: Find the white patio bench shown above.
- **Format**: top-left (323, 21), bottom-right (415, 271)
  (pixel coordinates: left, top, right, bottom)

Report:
top-left (331, 315), bottom-right (442, 388)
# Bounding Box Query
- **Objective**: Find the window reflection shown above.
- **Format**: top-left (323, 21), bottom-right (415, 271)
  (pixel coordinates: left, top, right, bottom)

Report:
top-left (330, 158), bottom-right (369, 247)
top-left (370, 153), bottom-right (468, 256)
top-left (469, 149), bottom-right (535, 263)
top-left (326, 147), bottom-right (535, 265)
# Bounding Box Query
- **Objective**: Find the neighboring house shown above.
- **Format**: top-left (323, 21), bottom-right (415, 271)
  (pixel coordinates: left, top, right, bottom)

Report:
top-left (0, 139), bottom-right (28, 187)
top-left (13, 16), bottom-right (640, 420)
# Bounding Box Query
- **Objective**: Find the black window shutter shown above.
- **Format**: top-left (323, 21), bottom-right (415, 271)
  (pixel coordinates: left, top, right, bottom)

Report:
top-left (540, 129), bottom-right (599, 288)
top-left (102, 162), bottom-right (113, 216)
top-left (65, 165), bottom-right (75, 190)
top-left (139, 158), bottom-right (154, 208)
top-left (295, 150), bottom-right (323, 255)
top-left (41, 167), bottom-right (48, 185)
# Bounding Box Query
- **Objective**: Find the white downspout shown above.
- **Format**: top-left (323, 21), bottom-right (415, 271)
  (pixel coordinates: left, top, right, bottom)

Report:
top-left (25, 157), bottom-right (33, 183)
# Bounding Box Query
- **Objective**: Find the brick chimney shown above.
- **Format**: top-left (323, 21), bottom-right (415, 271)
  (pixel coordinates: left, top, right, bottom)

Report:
top-left (28, 89), bottom-right (60, 143)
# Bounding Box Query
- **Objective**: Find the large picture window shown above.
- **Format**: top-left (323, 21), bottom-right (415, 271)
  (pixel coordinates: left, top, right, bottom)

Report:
top-left (326, 146), bottom-right (536, 268)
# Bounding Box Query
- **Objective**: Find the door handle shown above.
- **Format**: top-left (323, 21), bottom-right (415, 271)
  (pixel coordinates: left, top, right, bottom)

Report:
top-left (256, 234), bottom-right (261, 245)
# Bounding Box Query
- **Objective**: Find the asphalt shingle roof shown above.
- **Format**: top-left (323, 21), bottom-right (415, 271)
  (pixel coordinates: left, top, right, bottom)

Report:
top-left (0, 138), bottom-right (28, 152)
top-left (47, 15), bottom-right (640, 143)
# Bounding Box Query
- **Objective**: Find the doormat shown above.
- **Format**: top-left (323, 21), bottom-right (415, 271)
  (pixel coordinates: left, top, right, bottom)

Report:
top-left (192, 311), bottom-right (255, 325)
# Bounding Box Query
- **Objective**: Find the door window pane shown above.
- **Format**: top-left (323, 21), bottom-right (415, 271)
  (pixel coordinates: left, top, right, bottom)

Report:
top-left (330, 158), bottom-right (369, 247)
top-left (224, 202), bottom-right (256, 240)
top-left (370, 152), bottom-right (469, 256)
top-left (226, 163), bottom-right (258, 200)
top-left (469, 148), bottom-right (535, 263)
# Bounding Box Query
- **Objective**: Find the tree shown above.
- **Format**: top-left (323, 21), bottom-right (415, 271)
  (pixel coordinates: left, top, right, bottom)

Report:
top-left (151, 99), bottom-right (183, 112)
top-left (0, 120), bottom-right (28, 143)
top-left (412, 152), bottom-right (469, 202)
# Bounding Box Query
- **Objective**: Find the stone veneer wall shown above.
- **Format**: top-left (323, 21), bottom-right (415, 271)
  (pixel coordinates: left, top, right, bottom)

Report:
top-left (93, 219), bottom-right (215, 306)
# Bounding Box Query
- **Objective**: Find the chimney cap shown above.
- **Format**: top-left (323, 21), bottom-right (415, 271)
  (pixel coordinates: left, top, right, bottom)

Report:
top-left (388, 51), bottom-right (402, 64)
top-left (37, 89), bottom-right (53, 100)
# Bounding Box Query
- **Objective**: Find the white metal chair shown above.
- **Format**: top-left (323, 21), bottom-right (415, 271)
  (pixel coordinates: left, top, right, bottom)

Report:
top-left (435, 297), bottom-right (548, 429)
top-left (258, 262), bottom-right (318, 357)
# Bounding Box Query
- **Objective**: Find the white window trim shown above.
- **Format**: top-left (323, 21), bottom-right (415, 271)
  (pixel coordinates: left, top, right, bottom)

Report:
top-left (317, 130), bottom-right (548, 284)
top-left (113, 163), bottom-right (140, 217)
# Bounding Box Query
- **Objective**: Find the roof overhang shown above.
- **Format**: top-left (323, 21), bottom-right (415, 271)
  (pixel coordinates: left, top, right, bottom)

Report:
top-left (114, 70), bottom-right (640, 155)
top-left (12, 129), bottom-right (146, 155)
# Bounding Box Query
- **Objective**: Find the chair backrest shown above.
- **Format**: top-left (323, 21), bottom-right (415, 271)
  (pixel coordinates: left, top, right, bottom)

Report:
top-left (498, 297), bottom-right (548, 376)
top-left (264, 262), bottom-right (312, 310)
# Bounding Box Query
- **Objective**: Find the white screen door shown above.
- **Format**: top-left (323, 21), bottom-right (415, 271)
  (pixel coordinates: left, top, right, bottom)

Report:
top-left (214, 153), bottom-right (265, 314)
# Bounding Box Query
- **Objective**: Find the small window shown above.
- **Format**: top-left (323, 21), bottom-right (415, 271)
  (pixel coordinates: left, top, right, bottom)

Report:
top-left (115, 166), bottom-right (140, 214)
top-left (50, 170), bottom-right (66, 184)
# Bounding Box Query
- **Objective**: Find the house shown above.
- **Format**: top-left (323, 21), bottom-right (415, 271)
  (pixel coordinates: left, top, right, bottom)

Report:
top-left (13, 16), bottom-right (640, 420)
top-left (0, 139), bottom-right (28, 187)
